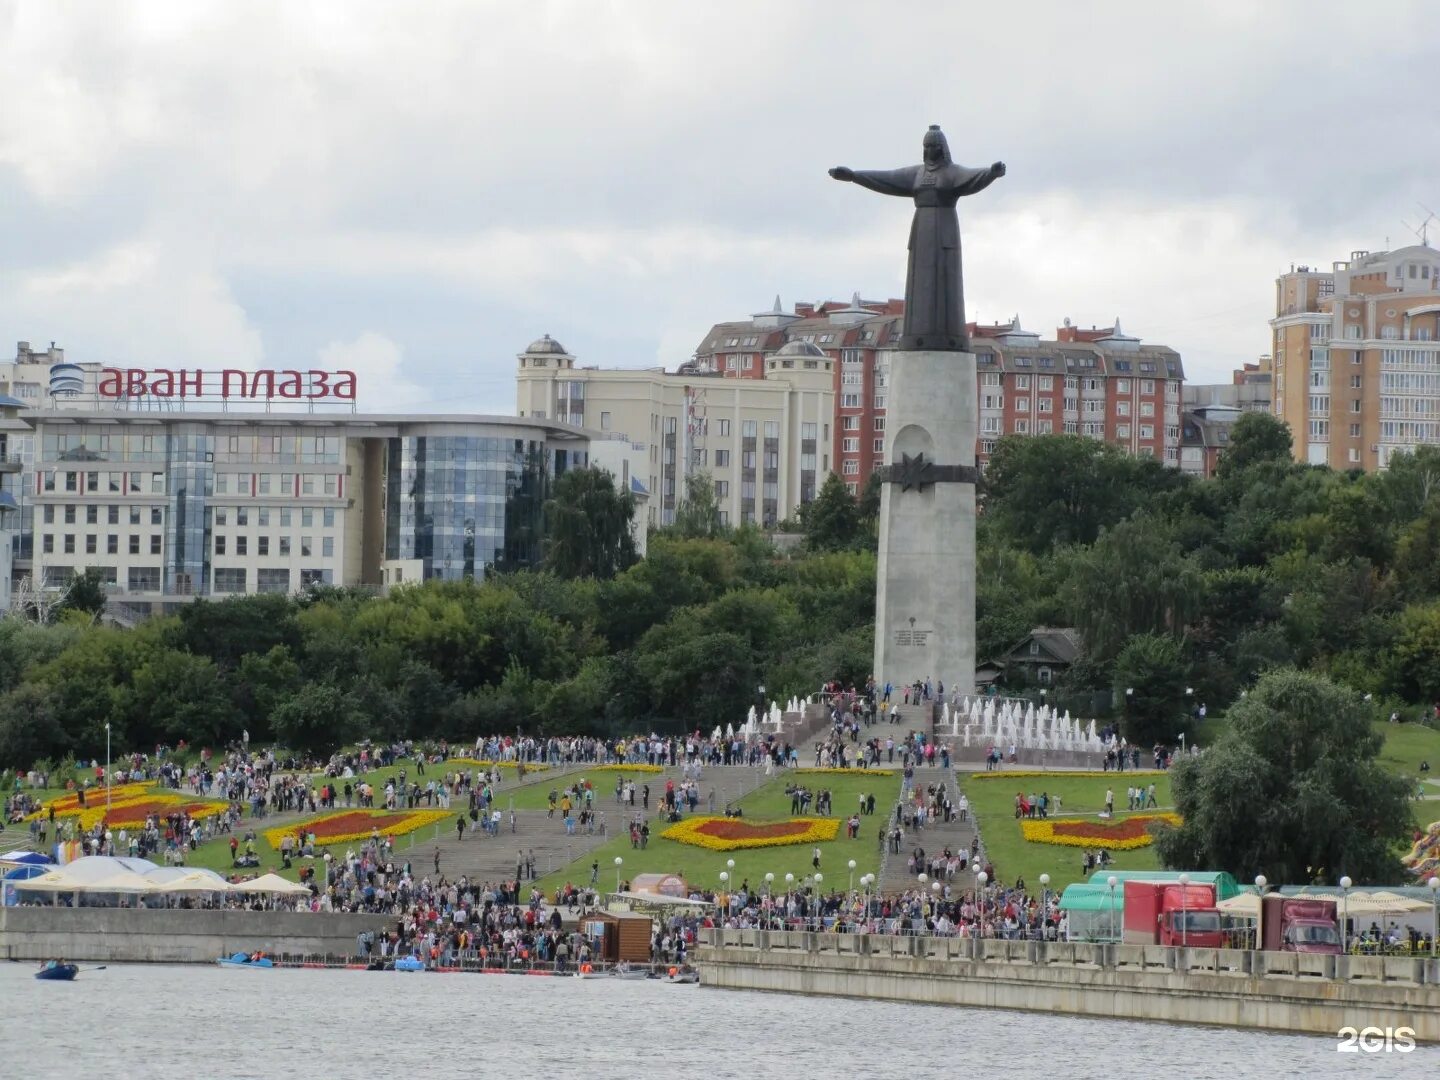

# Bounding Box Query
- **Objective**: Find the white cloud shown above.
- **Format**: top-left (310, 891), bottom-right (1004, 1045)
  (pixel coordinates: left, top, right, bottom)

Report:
top-left (315, 332), bottom-right (429, 413)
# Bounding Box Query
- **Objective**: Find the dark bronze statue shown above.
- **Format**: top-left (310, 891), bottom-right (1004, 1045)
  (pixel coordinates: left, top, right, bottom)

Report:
top-left (831, 125), bottom-right (1005, 351)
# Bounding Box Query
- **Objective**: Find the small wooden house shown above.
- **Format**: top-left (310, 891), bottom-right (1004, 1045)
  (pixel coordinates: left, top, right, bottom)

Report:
top-left (582, 910), bottom-right (654, 964)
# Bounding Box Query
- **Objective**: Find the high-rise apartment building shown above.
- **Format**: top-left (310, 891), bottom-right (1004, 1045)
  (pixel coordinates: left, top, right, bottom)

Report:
top-left (1272, 245), bottom-right (1440, 470)
top-left (696, 298), bottom-right (1186, 492)
top-left (516, 334), bottom-right (833, 527)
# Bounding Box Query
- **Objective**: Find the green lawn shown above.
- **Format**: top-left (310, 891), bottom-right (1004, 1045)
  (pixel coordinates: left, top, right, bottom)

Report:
top-left (1375, 721), bottom-right (1440, 780)
top-left (529, 771), bottom-right (903, 899)
top-left (963, 772), bottom-right (1173, 891)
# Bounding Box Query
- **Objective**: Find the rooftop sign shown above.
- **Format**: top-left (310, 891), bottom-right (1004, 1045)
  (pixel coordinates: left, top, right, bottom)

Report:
top-left (98, 369), bottom-right (357, 401)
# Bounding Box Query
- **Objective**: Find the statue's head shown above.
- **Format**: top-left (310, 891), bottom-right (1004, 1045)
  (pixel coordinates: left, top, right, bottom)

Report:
top-left (922, 125), bottom-right (952, 168)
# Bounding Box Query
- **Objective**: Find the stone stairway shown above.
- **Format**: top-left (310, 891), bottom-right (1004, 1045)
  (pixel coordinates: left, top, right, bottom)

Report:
top-left (877, 765), bottom-right (980, 896)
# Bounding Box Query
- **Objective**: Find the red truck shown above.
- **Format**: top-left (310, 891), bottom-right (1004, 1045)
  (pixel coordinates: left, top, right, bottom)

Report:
top-left (1122, 880), bottom-right (1225, 947)
top-left (1260, 895), bottom-right (1341, 953)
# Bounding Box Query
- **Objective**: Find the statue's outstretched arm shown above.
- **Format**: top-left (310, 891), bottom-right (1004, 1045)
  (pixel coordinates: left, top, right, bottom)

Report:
top-left (956, 162), bottom-right (1007, 197)
top-left (831, 166), bottom-right (914, 197)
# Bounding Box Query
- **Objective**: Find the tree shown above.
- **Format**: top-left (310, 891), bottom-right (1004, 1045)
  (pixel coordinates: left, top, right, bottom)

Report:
top-left (271, 682), bottom-right (365, 757)
top-left (670, 470), bottom-right (726, 539)
top-left (1215, 412), bottom-right (1292, 480)
top-left (1154, 669), bottom-right (1412, 885)
top-left (115, 649), bottom-right (238, 749)
top-left (1389, 602), bottom-right (1440, 706)
top-left (983, 434), bottom-right (1187, 553)
top-left (800, 473), bottom-right (861, 552)
top-left (1112, 633), bottom-right (1188, 746)
top-left (1065, 514), bottom-right (1204, 662)
top-left (0, 683), bottom-right (63, 770)
top-left (543, 467), bottom-right (638, 580)
top-left (56, 568), bottom-right (108, 621)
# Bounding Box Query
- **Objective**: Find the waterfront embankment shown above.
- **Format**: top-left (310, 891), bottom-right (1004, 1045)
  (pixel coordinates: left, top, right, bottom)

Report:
top-left (0, 906), bottom-right (391, 963)
top-left (695, 928), bottom-right (1440, 1041)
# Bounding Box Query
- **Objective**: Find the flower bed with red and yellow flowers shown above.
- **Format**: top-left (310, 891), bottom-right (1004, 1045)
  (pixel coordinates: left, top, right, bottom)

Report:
top-left (662, 815), bottom-right (841, 852)
top-left (579, 764), bottom-right (665, 774)
top-left (25, 784), bottom-right (227, 830)
top-left (794, 767), bottom-right (896, 776)
top-left (1021, 812), bottom-right (1181, 850)
top-left (264, 808), bottom-right (451, 850)
top-left (441, 758), bottom-right (549, 772)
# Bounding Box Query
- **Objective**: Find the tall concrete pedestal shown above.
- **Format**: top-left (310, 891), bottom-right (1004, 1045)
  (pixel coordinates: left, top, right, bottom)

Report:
top-left (873, 349), bottom-right (976, 695)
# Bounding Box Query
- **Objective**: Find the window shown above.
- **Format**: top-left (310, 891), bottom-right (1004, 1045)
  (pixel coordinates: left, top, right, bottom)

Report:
top-left (873, 417), bottom-right (885, 430)
top-left (1063, 396), bottom-right (1078, 412)
top-left (1013, 419), bottom-right (1030, 434)
top-left (258, 473), bottom-right (271, 495)
top-left (83, 534), bottom-right (95, 554)
top-left (1115, 379), bottom-right (1131, 394)
top-left (1309, 419), bottom-right (1329, 438)
top-left (714, 480), bottom-right (729, 499)
top-left (742, 421), bottom-right (757, 438)
top-left (718, 419), bottom-right (730, 437)
top-left (1139, 401), bottom-right (1154, 417)
top-left (64, 505), bottom-right (76, 525)
top-left (107, 535), bottom-right (118, 555)
top-left (1116, 424), bottom-right (1131, 438)
top-left (324, 475), bottom-right (337, 497)
top-left (842, 416), bottom-right (860, 431)
top-left (215, 536), bottom-right (227, 556)
top-left (150, 535), bottom-right (162, 555)
top-left (714, 450), bottom-right (729, 468)
top-left (1015, 374), bottom-right (1030, 389)
top-left (873, 438), bottom-right (884, 453)
top-left (323, 508), bottom-right (335, 528)
top-left (257, 569), bottom-right (290, 594)
top-left (873, 394), bottom-right (885, 409)
top-left (278, 536), bottom-right (290, 556)
top-left (214, 568), bottom-right (246, 593)
top-left (258, 536), bottom-right (270, 557)
top-left (151, 507), bottom-right (162, 526)
top-left (982, 372), bottom-right (1001, 387)
top-left (322, 537), bottom-right (334, 558)
top-left (841, 393), bottom-right (860, 408)
top-left (42, 505), bottom-right (54, 525)
top-left (301, 536), bottom-right (313, 557)
top-left (280, 509), bottom-right (291, 527)
top-left (108, 505), bottom-right (119, 525)
top-left (214, 509), bottom-right (227, 527)
top-left (86, 505), bottom-right (98, 525)
top-left (42, 535), bottom-right (53, 554)
top-left (1015, 398), bottom-right (1030, 413)
top-left (302, 474), bottom-right (315, 495)
top-left (1349, 423), bottom-right (1362, 437)
top-left (1309, 395), bottom-right (1330, 413)
top-left (1037, 420), bottom-right (1053, 434)
top-left (1350, 400), bottom-right (1361, 414)
top-left (258, 508), bottom-right (270, 528)
top-left (1140, 379), bottom-right (1155, 395)
top-left (1116, 401), bottom-right (1130, 417)
top-left (1348, 447), bottom-right (1360, 464)
top-left (129, 536), bottom-right (140, 555)
top-left (1038, 375), bottom-right (1053, 391)
top-left (841, 460), bottom-right (859, 475)
top-left (1350, 375), bottom-right (1362, 389)
top-left (236, 536), bottom-right (247, 556)
top-left (982, 394), bottom-right (1004, 410)
top-left (150, 473), bottom-right (164, 494)
top-left (63, 535), bottom-right (74, 554)
top-left (128, 567), bottom-right (161, 592)
top-left (842, 438), bottom-right (860, 452)
top-left (1139, 425), bottom-right (1155, 439)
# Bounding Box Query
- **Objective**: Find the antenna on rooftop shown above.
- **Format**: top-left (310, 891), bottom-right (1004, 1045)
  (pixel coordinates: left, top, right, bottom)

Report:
top-left (1403, 206), bottom-right (1437, 248)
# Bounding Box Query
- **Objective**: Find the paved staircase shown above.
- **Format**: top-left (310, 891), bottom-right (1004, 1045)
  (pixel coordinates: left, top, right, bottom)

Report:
top-left (878, 764), bottom-right (980, 896)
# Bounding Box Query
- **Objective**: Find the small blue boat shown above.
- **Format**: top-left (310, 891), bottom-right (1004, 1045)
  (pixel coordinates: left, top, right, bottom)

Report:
top-left (217, 951), bottom-right (274, 968)
top-left (35, 962), bottom-right (78, 981)
top-left (393, 955), bottom-right (426, 972)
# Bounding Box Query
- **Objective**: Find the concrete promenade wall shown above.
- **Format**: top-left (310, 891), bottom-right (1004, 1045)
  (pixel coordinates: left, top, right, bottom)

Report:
top-left (696, 930), bottom-right (1440, 1041)
top-left (0, 907), bottom-right (391, 963)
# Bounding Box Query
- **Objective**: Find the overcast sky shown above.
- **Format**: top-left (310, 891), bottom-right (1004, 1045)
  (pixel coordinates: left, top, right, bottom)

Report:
top-left (3, 1), bottom-right (1438, 412)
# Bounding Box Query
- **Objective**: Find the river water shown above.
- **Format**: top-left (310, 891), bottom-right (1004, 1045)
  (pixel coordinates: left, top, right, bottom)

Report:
top-left (1, 963), bottom-right (1431, 1077)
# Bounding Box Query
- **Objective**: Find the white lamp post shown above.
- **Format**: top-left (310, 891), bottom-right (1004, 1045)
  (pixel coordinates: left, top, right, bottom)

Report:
top-left (1178, 872), bottom-right (1190, 946)
top-left (1254, 874), bottom-right (1268, 949)
top-left (1039, 873), bottom-right (1051, 937)
top-left (848, 858), bottom-right (857, 894)
top-left (1107, 875), bottom-right (1118, 943)
top-left (1339, 876), bottom-right (1353, 954)
top-left (614, 855), bottom-right (623, 894)
top-left (764, 871), bottom-right (774, 898)
top-left (105, 722), bottom-right (112, 810)
top-left (1429, 877), bottom-right (1439, 959)
top-left (784, 872), bottom-right (794, 895)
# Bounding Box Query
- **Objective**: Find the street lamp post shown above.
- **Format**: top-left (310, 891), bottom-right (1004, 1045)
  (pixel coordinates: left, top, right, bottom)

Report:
top-left (726, 858), bottom-right (736, 896)
top-left (1178, 872), bottom-right (1190, 947)
top-left (614, 856), bottom-right (623, 894)
top-left (813, 872), bottom-right (823, 922)
top-left (1107, 875), bottom-right (1118, 943)
top-left (719, 870), bottom-right (729, 913)
top-left (1429, 877), bottom-right (1439, 959)
top-left (1339, 876), bottom-right (1353, 954)
top-left (1039, 873), bottom-right (1051, 939)
top-left (764, 872), bottom-right (774, 899)
top-left (105, 722), bottom-right (112, 810)
top-left (1254, 875), bottom-right (1268, 950)
top-left (848, 859), bottom-right (857, 895)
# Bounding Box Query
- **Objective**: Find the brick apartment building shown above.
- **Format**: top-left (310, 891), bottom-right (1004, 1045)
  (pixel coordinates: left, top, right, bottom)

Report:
top-left (695, 297), bottom-right (1185, 493)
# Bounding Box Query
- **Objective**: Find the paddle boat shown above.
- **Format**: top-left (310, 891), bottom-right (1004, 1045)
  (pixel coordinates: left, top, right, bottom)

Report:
top-left (393, 955), bottom-right (426, 972)
top-left (217, 951), bottom-right (274, 968)
top-left (35, 960), bottom-right (78, 982)
top-left (609, 962), bottom-right (651, 981)
top-left (661, 965), bottom-right (699, 984)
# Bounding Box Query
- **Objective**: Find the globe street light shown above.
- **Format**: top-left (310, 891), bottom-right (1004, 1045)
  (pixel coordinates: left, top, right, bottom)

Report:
top-left (1339, 875), bottom-right (1353, 954)
top-left (848, 859), bottom-right (857, 894)
top-left (614, 856), bottom-right (623, 894)
top-left (1039, 873), bottom-right (1051, 938)
top-left (764, 871), bottom-right (774, 898)
top-left (1254, 875), bottom-right (1269, 949)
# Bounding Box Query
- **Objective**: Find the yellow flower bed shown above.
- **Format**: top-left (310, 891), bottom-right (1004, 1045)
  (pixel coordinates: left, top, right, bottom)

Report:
top-left (263, 808), bottom-right (451, 850)
top-left (25, 782), bottom-right (154, 819)
top-left (577, 764), bottom-right (665, 773)
top-left (969, 770), bottom-right (1166, 780)
top-left (794, 767), bottom-right (896, 776)
top-left (663, 815), bottom-right (841, 852)
top-left (1020, 812), bottom-right (1182, 850)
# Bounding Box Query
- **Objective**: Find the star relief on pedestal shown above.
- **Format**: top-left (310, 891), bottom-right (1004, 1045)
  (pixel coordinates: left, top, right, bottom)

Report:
top-left (895, 451), bottom-right (934, 492)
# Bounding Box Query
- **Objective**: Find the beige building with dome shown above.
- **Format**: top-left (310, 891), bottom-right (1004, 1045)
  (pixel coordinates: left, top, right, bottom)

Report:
top-left (1273, 244), bottom-right (1440, 470)
top-left (515, 335), bottom-right (834, 527)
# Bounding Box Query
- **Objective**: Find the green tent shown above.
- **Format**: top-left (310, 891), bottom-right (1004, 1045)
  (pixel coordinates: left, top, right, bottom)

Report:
top-left (1085, 869), bottom-right (1240, 900)
top-left (1058, 883), bottom-right (1125, 942)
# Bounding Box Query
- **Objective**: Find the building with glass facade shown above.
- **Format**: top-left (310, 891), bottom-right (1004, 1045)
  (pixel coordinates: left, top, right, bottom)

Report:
top-left (21, 410), bottom-right (614, 616)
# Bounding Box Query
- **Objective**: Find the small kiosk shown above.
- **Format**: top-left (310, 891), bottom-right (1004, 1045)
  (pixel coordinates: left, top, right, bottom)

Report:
top-left (582, 909), bottom-right (654, 964)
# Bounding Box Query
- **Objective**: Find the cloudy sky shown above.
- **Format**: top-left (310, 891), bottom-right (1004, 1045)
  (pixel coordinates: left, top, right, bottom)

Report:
top-left (3, 1), bottom-right (1438, 412)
